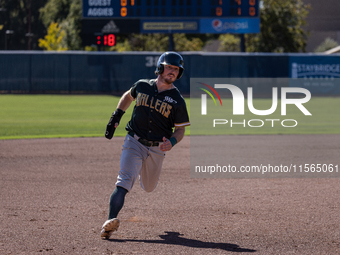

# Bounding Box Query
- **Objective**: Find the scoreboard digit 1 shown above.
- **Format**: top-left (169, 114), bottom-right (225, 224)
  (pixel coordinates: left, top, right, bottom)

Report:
top-left (96, 34), bottom-right (116, 47)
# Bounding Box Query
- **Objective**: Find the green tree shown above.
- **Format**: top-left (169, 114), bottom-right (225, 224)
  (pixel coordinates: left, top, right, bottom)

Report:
top-left (39, 0), bottom-right (82, 50)
top-left (218, 34), bottom-right (241, 52)
top-left (174, 33), bottom-right (203, 51)
top-left (38, 22), bottom-right (68, 50)
top-left (128, 34), bottom-right (169, 51)
top-left (111, 33), bottom-right (203, 52)
top-left (246, 0), bottom-right (310, 53)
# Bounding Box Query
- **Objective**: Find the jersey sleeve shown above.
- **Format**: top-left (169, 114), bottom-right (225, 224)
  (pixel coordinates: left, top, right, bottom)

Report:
top-left (174, 102), bottom-right (190, 127)
top-left (130, 81), bottom-right (139, 99)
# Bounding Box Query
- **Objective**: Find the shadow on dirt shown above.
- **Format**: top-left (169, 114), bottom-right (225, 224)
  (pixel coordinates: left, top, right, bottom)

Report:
top-left (109, 231), bottom-right (256, 252)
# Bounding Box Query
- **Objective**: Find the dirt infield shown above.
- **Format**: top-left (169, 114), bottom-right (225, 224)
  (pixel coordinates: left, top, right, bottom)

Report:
top-left (1, 135), bottom-right (339, 254)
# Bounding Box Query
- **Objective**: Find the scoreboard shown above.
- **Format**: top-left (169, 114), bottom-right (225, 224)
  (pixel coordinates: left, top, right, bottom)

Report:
top-left (81, 0), bottom-right (260, 46)
top-left (83, 0), bottom-right (259, 18)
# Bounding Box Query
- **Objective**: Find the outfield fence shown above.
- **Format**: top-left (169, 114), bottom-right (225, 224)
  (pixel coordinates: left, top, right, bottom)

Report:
top-left (0, 51), bottom-right (339, 95)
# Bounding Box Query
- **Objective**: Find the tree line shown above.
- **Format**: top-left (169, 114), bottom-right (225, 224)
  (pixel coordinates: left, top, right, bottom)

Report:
top-left (0, 0), bottom-right (310, 52)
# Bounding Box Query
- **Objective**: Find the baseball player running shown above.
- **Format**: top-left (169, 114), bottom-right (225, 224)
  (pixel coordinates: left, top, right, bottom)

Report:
top-left (101, 51), bottom-right (190, 239)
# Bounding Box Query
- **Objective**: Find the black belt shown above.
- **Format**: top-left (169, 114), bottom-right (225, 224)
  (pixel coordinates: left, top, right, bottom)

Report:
top-left (128, 131), bottom-right (160, 147)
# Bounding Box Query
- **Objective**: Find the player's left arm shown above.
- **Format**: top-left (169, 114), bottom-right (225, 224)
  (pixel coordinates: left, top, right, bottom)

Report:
top-left (160, 97), bottom-right (189, 151)
top-left (160, 126), bottom-right (185, 152)
top-left (171, 126), bottom-right (185, 144)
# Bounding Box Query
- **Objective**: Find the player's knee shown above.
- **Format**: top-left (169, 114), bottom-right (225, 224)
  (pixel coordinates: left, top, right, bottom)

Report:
top-left (141, 183), bottom-right (158, 193)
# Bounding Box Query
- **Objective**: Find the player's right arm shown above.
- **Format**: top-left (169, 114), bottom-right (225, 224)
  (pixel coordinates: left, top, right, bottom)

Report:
top-left (105, 89), bottom-right (134, 139)
top-left (116, 89), bottom-right (134, 112)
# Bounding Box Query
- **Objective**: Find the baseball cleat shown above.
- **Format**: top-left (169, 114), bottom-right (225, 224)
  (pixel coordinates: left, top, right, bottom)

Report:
top-left (101, 218), bottom-right (120, 239)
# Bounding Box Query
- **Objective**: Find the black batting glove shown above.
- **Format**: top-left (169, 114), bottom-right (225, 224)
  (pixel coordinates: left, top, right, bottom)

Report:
top-left (105, 109), bottom-right (125, 139)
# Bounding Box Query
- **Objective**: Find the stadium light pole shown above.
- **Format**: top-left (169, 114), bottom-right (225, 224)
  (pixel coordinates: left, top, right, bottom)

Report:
top-left (240, 34), bottom-right (245, 52)
top-left (0, 8), bottom-right (7, 50)
top-left (168, 33), bottom-right (174, 51)
top-left (167, 25), bottom-right (174, 51)
top-left (27, 0), bottom-right (32, 50)
top-left (5, 30), bottom-right (14, 50)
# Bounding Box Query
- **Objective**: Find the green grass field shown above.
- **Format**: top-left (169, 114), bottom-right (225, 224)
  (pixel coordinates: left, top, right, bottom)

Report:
top-left (0, 95), bottom-right (129, 139)
top-left (0, 95), bottom-right (339, 140)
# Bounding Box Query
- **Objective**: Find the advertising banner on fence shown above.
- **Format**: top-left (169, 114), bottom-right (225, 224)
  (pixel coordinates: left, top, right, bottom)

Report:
top-left (289, 56), bottom-right (340, 94)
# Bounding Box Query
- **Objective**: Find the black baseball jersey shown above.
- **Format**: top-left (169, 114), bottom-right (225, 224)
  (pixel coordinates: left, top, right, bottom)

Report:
top-left (125, 79), bottom-right (190, 141)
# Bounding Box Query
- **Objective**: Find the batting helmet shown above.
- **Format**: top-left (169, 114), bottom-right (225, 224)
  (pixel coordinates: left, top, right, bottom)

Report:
top-left (155, 52), bottom-right (184, 79)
